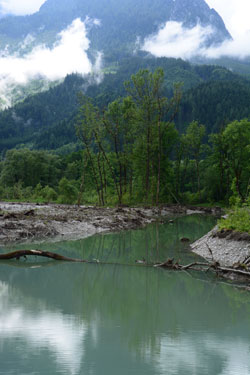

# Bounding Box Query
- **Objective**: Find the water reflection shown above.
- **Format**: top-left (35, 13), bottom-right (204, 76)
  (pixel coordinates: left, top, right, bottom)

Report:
top-left (0, 262), bottom-right (250, 375)
top-left (147, 333), bottom-right (250, 375)
top-left (7, 214), bottom-right (217, 266)
top-left (0, 215), bottom-right (250, 374)
top-left (0, 281), bottom-right (87, 375)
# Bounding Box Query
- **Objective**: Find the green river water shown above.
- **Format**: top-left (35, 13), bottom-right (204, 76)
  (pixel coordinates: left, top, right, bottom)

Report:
top-left (0, 214), bottom-right (250, 375)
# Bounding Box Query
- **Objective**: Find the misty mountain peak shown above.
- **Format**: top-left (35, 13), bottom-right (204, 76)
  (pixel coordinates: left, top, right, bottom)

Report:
top-left (0, 0), bottom-right (231, 58)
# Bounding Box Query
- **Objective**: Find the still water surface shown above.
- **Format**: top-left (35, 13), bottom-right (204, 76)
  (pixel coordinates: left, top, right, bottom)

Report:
top-left (0, 214), bottom-right (250, 375)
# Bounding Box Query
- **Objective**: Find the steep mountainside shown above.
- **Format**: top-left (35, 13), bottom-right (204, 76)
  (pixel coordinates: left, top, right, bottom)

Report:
top-left (0, 56), bottom-right (249, 152)
top-left (177, 80), bottom-right (250, 133)
top-left (0, 0), bottom-right (231, 59)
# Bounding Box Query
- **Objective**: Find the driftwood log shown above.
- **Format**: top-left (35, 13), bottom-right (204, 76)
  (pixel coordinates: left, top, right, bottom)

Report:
top-left (153, 258), bottom-right (250, 278)
top-left (0, 250), bottom-right (250, 281)
top-left (0, 250), bottom-right (87, 262)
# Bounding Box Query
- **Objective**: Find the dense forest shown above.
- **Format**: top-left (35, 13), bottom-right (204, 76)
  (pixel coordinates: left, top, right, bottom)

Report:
top-left (1, 56), bottom-right (250, 152)
top-left (0, 66), bottom-right (249, 210)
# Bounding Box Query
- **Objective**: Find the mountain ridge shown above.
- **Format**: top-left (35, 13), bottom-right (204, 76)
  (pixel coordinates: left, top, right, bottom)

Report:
top-left (0, 0), bottom-right (231, 58)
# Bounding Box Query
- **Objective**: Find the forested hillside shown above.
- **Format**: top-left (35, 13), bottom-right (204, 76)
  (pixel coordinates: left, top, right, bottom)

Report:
top-left (177, 80), bottom-right (250, 134)
top-left (0, 66), bottom-right (250, 208)
top-left (1, 56), bottom-right (249, 152)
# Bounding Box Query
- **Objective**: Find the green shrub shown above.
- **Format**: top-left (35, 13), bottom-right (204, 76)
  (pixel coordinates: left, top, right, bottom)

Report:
top-left (41, 186), bottom-right (58, 202)
top-left (218, 207), bottom-right (250, 233)
top-left (58, 177), bottom-right (78, 204)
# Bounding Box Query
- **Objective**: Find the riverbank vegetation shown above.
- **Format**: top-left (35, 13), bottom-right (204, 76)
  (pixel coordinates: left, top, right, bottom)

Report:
top-left (0, 68), bottom-right (249, 215)
top-left (218, 207), bottom-right (250, 234)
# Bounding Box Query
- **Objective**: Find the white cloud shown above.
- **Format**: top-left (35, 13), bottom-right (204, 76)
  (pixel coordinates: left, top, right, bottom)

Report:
top-left (142, 21), bottom-right (213, 60)
top-left (0, 18), bottom-right (92, 83)
top-left (203, 31), bottom-right (250, 59)
top-left (0, 18), bottom-right (102, 107)
top-left (0, 0), bottom-right (46, 15)
top-left (142, 20), bottom-right (250, 61)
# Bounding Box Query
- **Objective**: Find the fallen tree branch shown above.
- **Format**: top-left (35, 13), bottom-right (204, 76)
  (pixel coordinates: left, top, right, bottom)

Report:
top-left (243, 255), bottom-right (250, 265)
top-left (206, 243), bottom-right (215, 261)
top-left (154, 259), bottom-right (213, 271)
top-left (154, 258), bottom-right (250, 278)
top-left (0, 250), bottom-right (87, 262)
top-left (1, 251), bottom-right (250, 280)
top-left (181, 262), bottom-right (213, 270)
top-left (217, 266), bottom-right (250, 277)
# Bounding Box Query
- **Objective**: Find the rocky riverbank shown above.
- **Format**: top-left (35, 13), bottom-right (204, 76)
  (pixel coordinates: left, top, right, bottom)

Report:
top-left (191, 226), bottom-right (250, 286)
top-left (0, 202), bottom-right (222, 245)
top-left (0, 203), bottom-right (153, 244)
top-left (191, 226), bottom-right (250, 266)
top-left (0, 202), bottom-right (205, 245)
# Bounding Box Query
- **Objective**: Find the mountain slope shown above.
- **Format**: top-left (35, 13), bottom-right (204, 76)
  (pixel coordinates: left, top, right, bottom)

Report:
top-left (0, 0), bottom-right (235, 108)
top-left (177, 80), bottom-right (250, 133)
top-left (0, 56), bottom-right (248, 152)
top-left (0, 0), bottom-right (231, 59)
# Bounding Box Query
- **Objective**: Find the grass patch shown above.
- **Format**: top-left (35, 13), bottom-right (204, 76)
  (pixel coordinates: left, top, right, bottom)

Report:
top-left (218, 207), bottom-right (250, 233)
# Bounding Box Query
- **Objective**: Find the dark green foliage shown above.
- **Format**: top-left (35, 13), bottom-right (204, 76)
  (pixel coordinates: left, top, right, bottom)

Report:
top-left (220, 120), bottom-right (250, 200)
top-left (177, 79), bottom-right (250, 133)
top-left (0, 148), bottom-right (62, 188)
top-left (0, 56), bottom-right (246, 153)
top-left (58, 177), bottom-right (78, 204)
top-left (124, 68), bottom-right (181, 204)
top-left (0, 74), bottom-right (83, 151)
top-left (0, 68), bottom-right (250, 209)
top-left (180, 121), bottom-right (206, 201)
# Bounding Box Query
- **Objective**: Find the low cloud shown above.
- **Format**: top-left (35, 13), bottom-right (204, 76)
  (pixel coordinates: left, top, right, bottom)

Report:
top-left (142, 21), bottom-right (214, 60)
top-left (0, 18), bottom-right (102, 107)
top-left (203, 32), bottom-right (250, 59)
top-left (142, 21), bottom-right (250, 61)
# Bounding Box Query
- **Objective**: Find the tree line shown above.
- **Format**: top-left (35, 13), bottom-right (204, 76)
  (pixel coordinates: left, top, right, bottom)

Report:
top-left (0, 68), bottom-right (249, 207)
top-left (0, 56), bottom-right (248, 154)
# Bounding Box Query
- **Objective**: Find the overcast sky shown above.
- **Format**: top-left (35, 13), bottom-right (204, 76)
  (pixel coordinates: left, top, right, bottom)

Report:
top-left (0, 0), bottom-right (46, 15)
top-left (206, 0), bottom-right (250, 37)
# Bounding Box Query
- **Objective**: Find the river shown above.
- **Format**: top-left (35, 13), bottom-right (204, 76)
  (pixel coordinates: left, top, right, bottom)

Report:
top-left (0, 214), bottom-right (250, 374)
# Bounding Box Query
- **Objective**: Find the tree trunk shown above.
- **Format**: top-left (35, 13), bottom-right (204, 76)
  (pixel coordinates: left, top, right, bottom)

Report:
top-left (0, 250), bottom-right (87, 262)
